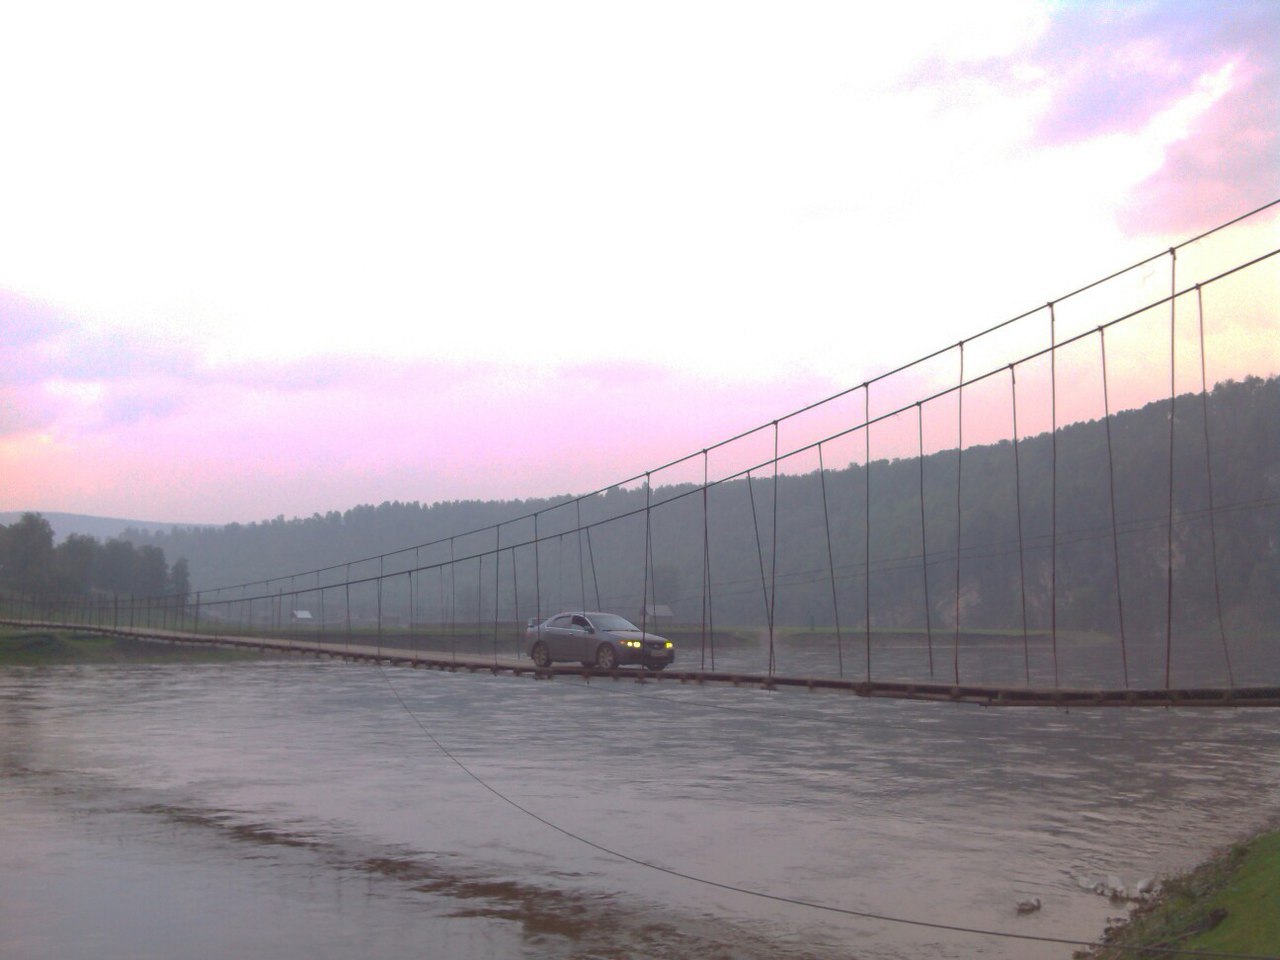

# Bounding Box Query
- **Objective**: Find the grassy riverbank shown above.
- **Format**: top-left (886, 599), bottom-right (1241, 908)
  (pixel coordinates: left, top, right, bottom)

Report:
top-left (0, 627), bottom-right (266, 665)
top-left (1082, 828), bottom-right (1280, 958)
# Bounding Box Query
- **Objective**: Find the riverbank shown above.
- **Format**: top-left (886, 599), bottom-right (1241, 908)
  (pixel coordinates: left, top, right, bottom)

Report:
top-left (1081, 827), bottom-right (1280, 958)
top-left (0, 627), bottom-right (266, 665)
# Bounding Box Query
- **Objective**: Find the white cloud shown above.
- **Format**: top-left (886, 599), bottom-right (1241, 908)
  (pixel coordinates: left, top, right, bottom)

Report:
top-left (1, 1), bottom-right (1276, 520)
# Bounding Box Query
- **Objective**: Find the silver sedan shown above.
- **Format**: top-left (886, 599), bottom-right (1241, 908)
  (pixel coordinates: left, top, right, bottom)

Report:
top-left (527, 611), bottom-right (675, 670)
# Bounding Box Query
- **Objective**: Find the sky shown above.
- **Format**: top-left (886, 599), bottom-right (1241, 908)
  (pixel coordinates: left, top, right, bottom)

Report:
top-left (2, 0), bottom-right (1278, 525)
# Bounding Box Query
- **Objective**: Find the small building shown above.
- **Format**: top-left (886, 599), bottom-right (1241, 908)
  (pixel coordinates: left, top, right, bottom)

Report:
top-left (637, 603), bottom-right (673, 623)
top-left (291, 610), bottom-right (314, 622)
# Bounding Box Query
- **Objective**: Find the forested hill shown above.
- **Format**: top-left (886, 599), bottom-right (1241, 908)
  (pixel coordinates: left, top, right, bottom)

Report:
top-left (126, 375), bottom-right (1279, 633)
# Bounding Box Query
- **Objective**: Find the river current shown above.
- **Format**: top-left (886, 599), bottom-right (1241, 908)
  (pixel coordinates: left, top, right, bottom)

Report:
top-left (2, 651), bottom-right (1278, 959)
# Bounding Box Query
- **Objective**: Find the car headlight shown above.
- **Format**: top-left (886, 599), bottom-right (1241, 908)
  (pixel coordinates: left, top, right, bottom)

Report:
top-left (623, 640), bottom-right (641, 648)
top-left (664, 641), bottom-right (673, 648)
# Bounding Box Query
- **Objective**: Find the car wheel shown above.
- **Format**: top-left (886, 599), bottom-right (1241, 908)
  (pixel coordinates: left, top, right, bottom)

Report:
top-left (595, 643), bottom-right (618, 670)
top-left (531, 641), bottom-right (552, 668)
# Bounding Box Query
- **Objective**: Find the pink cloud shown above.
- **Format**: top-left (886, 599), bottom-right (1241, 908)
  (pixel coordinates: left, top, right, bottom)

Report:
top-left (1119, 74), bottom-right (1279, 234)
top-left (1027, 2), bottom-right (1279, 234)
top-left (2, 343), bottom-right (851, 523)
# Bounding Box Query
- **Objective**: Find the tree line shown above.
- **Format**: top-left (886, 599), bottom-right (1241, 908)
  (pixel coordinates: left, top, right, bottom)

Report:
top-left (119, 375), bottom-right (1278, 641)
top-left (0, 513), bottom-right (190, 600)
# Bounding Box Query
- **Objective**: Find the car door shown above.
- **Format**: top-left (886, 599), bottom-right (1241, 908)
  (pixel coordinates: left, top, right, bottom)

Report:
top-left (543, 615), bottom-right (575, 661)
top-left (569, 614), bottom-right (594, 662)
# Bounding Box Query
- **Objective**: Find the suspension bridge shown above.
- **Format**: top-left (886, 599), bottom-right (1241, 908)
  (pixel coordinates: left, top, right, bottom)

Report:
top-left (6, 201), bottom-right (1279, 708)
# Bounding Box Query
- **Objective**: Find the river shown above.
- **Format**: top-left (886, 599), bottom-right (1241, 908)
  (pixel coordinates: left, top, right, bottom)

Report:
top-left (2, 651), bottom-right (1277, 959)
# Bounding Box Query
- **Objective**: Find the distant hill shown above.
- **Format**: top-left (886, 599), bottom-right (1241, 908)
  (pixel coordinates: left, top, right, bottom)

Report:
top-left (0, 511), bottom-right (209, 544)
top-left (123, 376), bottom-right (1280, 640)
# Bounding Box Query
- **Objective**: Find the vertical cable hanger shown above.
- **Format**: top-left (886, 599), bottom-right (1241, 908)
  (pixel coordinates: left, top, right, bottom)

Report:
top-left (771, 420), bottom-right (780, 677)
top-left (411, 549), bottom-right (419, 650)
top-left (449, 537), bottom-right (457, 661)
top-left (818, 442), bottom-right (845, 678)
top-left (586, 525), bottom-right (601, 612)
top-left (864, 388), bottom-right (872, 684)
top-left (1008, 366), bottom-right (1031, 684)
top-left (1098, 328), bottom-right (1130, 688)
top-left (953, 346), bottom-right (964, 686)
top-left (512, 543), bottom-right (521, 656)
top-left (493, 526), bottom-right (502, 662)
top-left (746, 468), bottom-right (772, 673)
top-left (1049, 303), bottom-right (1060, 689)
top-left (642, 472), bottom-right (652, 637)
top-left (475, 552), bottom-right (483, 658)
top-left (437, 559), bottom-right (445, 655)
top-left (1194, 284), bottom-right (1235, 689)
top-left (1164, 249), bottom-right (1178, 691)
top-left (533, 515), bottom-right (541, 627)
top-left (344, 564), bottom-right (352, 651)
top-left (576, 501), bottom-right (587, 612)
top-left (377, 557), bottom-right (384, 655)
top-left (916, 402), bottom-right (935, 679)
top-left (701, 449), bottom-right (713, 671)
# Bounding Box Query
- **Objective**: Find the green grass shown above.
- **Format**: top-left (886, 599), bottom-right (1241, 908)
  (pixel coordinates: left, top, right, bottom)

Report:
top-left (0, 628), bottom-right (266, 665)
top-left (1085, 829), bottom-right (1280, 958)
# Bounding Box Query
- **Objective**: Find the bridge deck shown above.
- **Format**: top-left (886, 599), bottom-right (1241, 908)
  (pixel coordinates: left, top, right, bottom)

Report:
top-left (6, 620), bottom-right (1278, 708)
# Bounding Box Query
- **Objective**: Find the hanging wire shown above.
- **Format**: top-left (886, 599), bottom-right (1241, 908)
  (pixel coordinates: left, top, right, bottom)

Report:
top-left (817, 443), bottom-right (845, 678)
top-left (585, 526), bottom-right (601, 611)
top-left (576, 501), bottom-right (587, 612)
top-left (379, 667), bottom-right (1280, 959)
top-left (449, 537), bottom-right (457, 661)
top-left (475, 553), bottom-right (484, 657)
top-left (1099, 328), bottom-right (1131, 688)
top-left (1165, 249), bottom-right (1178, 690)
top-left (377, 557), bottom-right (384, 655)
top-left (916, 402), bottom-right (936, 678)
top-left (701, 449), bottom-right (714, 671)
top-left (746, 469), bottom-right (774, 674)
top-left (344, 566), bottom-right (352, 652)
top-left (1194, 284), bottom-right (1236, 689)
top-left (437, 562), bottom-right (445, 655)
top-left (1048, 303), bottom-right (1060, 689)
top-left (556, 533), bottom-right (565, 615)
top-left (512, 543), bottom-right (521, 653)
top-left (642, 473), bottom-right (653, 636)
top-left (492, 527), bottom-right (502, 662)
top-left (771, 421), bottom-right (780, 676)
top-left (410, 550), bottom-right (419, 651)
top-left (863, 388), bottom-right (872, 683)
top-left (1007, 367), bottom-right (1031, 684)
top-left (185, 201), bottom-right (1279, 606)
top-left (953, 346), bottom-right (964, 686)
top-left (533, 515), bottom-right (541, 627)
top-left (45, 207), bottom-right (1279, 702)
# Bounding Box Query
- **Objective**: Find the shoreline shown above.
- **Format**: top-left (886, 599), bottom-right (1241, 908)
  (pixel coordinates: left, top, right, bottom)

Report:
top-left (1078, 824), bottom-right (1280, 958)
top-left (0, 627), bottom-right (267, 665)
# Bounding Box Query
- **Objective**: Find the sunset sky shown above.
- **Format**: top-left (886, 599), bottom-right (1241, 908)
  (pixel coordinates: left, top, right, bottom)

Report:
top-left (3, 0), bottom-right (1278, 525)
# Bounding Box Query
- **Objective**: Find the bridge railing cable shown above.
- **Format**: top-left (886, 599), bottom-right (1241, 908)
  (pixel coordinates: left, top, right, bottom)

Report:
top-left (12, 204), bottom-right (1278, 699)
top-left (160, 199), bottom-right (1280, 601)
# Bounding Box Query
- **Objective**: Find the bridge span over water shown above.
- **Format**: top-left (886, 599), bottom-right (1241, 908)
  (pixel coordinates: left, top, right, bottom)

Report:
top-left (6, 203), bottom-right (1279, 710)
top-left (6, 619), bottom-right (1279, 709)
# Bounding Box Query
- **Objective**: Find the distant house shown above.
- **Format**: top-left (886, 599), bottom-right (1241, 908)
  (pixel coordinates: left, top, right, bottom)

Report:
top-left (291, 610), bottom-right (314, 622)
top-left (638, 603), bottom-right (673, 623)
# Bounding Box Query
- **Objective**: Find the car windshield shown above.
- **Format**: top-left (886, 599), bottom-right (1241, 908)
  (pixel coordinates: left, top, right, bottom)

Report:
top-left (589, 613), bottom-right (639, 632)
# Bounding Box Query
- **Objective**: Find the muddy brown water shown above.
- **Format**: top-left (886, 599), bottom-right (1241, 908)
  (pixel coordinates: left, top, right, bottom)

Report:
top-left (2, 652), bottom-right (1277, 959)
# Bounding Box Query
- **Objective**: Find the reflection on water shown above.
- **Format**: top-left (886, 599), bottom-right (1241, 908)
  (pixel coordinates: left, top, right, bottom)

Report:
top-left (1, 659), bottom-right (1277, 960)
